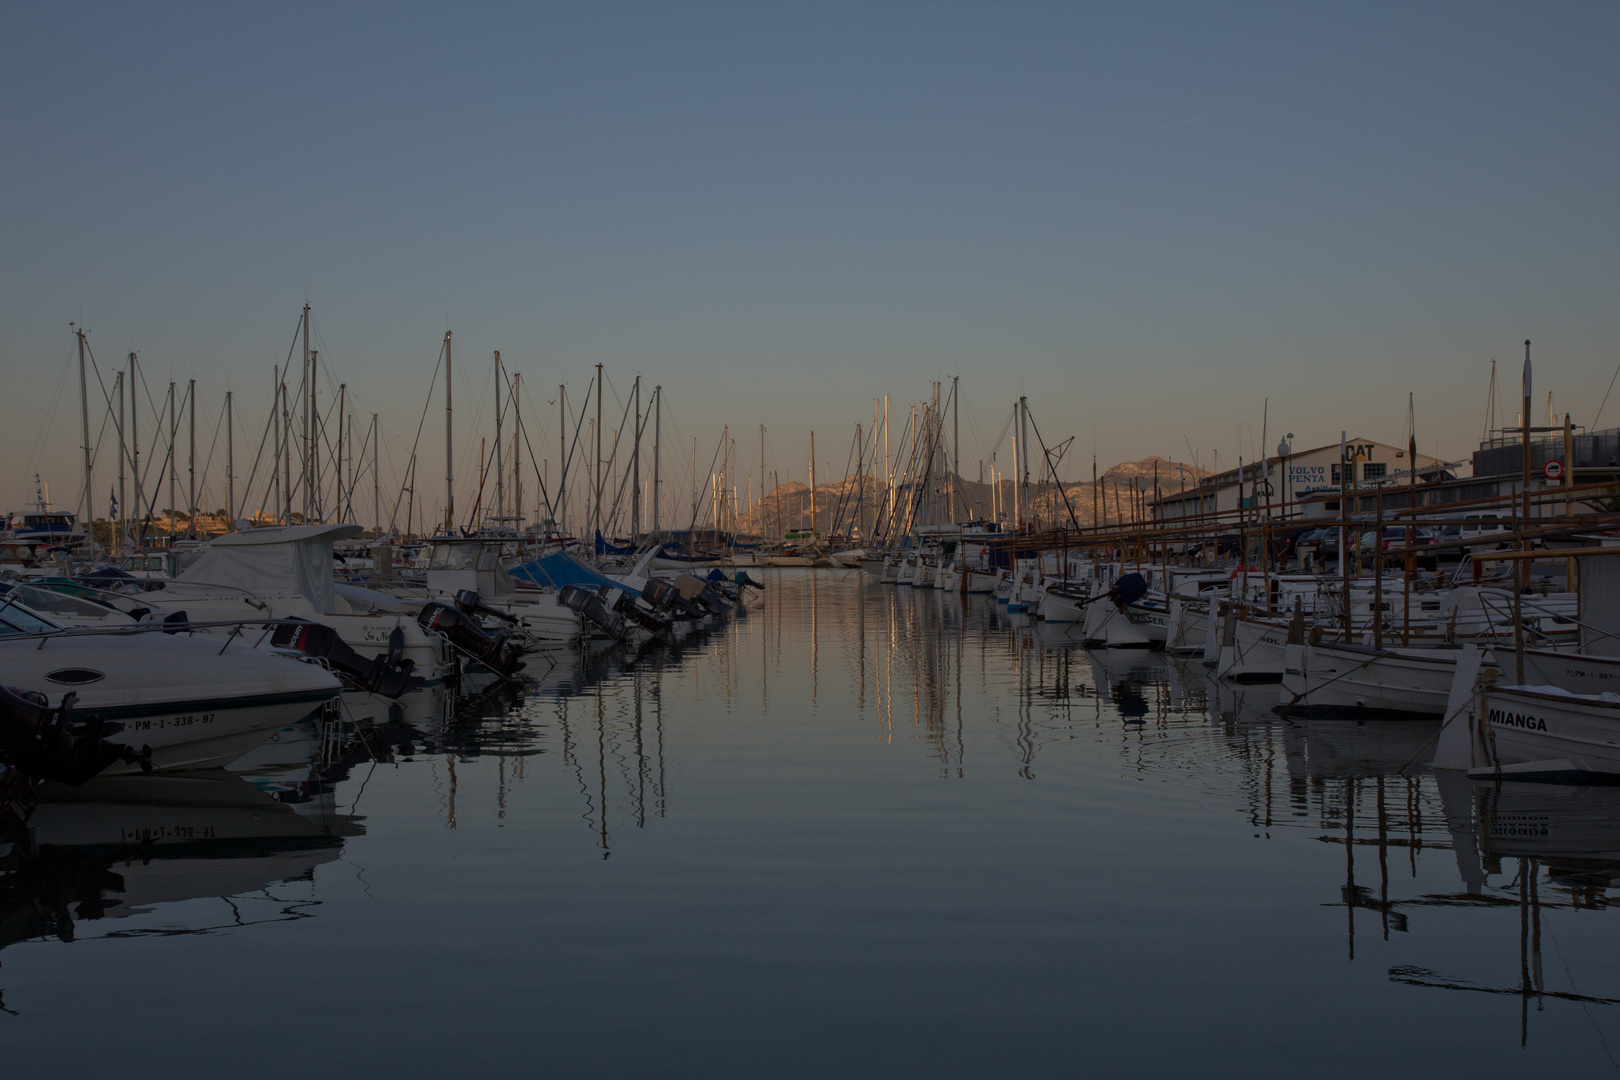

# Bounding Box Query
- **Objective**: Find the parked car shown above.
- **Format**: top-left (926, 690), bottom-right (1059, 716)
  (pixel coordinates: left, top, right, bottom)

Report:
top-left (1358, 525), bottom-right (1436, 551)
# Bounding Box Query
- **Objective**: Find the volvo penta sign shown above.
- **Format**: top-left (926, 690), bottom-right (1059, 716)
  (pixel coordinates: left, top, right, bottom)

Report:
top-left (1289, 463), bottom-right (1330, 492)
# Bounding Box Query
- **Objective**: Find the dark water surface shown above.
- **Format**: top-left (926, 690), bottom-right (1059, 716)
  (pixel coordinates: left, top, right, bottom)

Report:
top-left (5, 570), bottom-right (1620, 1076)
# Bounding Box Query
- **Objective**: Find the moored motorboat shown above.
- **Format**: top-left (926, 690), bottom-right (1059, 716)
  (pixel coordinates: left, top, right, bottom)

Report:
top-left (0, 600), bottom-right (342, 773)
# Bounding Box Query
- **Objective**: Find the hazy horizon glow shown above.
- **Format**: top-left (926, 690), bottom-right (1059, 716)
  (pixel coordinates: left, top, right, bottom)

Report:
top-left (3, 2), bottom-right (1617, 524)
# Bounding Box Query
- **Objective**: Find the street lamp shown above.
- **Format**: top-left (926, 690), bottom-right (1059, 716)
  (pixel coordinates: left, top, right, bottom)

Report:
top-left (1277, 434), bottom-right (1293, 520)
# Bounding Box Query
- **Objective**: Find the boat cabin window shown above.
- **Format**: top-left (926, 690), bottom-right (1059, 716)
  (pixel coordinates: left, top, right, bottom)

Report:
top-left (429, 543), bottom-right (499, 572)
top-left (0, 597), bottom-right (61, 635)
top-left (10, 585), bottom-right (117, 619)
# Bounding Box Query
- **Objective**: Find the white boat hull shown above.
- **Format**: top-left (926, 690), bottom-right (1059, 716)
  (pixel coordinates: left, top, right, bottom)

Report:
top-left (0, 633), bottom-right (341, 773)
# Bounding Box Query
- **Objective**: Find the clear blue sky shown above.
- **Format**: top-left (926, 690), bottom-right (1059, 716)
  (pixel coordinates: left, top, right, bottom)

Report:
top-left (3, 2), bottom-right (1616, 523)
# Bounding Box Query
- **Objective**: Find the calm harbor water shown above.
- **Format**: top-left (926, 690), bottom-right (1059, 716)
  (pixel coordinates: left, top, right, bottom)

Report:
top-left (5, 570), bottom-right (1620, 1076)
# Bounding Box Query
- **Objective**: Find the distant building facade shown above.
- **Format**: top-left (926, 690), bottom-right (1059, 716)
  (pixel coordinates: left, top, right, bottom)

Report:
top-left (1150, 437), bottom-right (1448, 524)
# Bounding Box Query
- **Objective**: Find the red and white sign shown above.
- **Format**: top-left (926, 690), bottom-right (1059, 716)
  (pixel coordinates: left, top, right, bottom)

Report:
top-left (1543, 459), bottom-right (1565, 481)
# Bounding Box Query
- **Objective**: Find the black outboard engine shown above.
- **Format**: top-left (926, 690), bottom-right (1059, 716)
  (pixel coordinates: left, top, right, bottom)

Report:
top-left (417, 602), bottom-right (526, 679)
top-left (610, 589), bottom-right (670, 635)
top-left (0, 687), bottom-right (151, 787)
top-left (270, 620), bottom-right (423, 698)
top-left (1107, 572), bottom-right (1149, 612)
top-left (696, 581), bottom-right (733, 616)
top-left (640, 578), bottom-right (683, 613)
top-left (558, 585), bottom-right (634, 644)
top-left (453, 589), bottom-right (519, 628)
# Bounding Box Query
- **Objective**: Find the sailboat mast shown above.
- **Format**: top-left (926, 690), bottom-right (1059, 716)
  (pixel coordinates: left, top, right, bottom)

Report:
top-left (1516, 340), bottom-right (1532, 682)
top-left (167, 382), bottom-right (177, 545)
top-left (187, 378), bottom-right (196, 538)
top-left (513, 372), bottom-right (523, 534)
top-left (809, 431), bottom-right (817, 539)
top-left (1019, 396), bottom-right (1029, 524)
top-left (443, 331), bottom-right (453, 533)
top-left (371, 414), bottom-right (380, 534)
top-left (130, 353), bottom-right (141, 540)
top-left (493, 351), bottom-right (504, 525)
top-left (594, 363), bottom-right (603, 539)
top-left (855, 423), bottom-right (863, 539)
top-left (558, 385), bottom-right (567, 538)
top-left (1011, 401), bottom-right (1021, 529)
top-left (75, 327), bottom-right (92, 548)
top-left (225, 390), bottom-right (233, 529)
top-left (271, 366), bottom-right (280, 526)
top-left (336, 384), bottom-right (347, 522)
top-left (884, 395), bottom-right (891, 533)
top-left (952, 375), bottom-right (959, 524)
top-left (653, 385), bottom-right (661, 538)
top-left (301, 304), bottom-right (310, 521)
top-left (308, 351), bottom-right (318, 521)
top-left (116, 370), bottom-right (126, 553)
top-left (632, 376), bottom-right (641, 542)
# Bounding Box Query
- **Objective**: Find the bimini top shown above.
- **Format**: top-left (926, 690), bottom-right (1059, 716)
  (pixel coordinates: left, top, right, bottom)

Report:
top-left (175, 523), bottom-right (362, 611)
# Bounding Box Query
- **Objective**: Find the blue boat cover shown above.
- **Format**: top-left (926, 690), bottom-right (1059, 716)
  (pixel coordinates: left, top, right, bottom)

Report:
top-left (594, 531), bottom-right (639, 555)
top-left (510, 551), bottom-right (636, 596)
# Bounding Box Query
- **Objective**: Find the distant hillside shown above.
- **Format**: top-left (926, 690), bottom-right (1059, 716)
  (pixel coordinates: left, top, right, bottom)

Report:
top-left (734, 455), bottom-right (1207, 538)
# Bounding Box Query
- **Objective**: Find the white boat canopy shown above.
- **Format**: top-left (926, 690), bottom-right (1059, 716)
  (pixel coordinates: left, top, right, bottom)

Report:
top-left (177, 523), bottom-right (363, 611)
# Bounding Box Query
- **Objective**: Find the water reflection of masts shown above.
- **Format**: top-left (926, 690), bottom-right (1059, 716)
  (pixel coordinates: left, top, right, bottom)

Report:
top-left (1388, 856), bottom-right (1620, 1047)
top-left (596, 684), bottom-right (608, 857)
top-left (1317, 774), bottom-right (1436, 956)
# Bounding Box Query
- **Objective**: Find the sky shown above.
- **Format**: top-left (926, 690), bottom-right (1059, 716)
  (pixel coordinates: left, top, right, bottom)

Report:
top-left (3, 1), bottom-right (1617, 527)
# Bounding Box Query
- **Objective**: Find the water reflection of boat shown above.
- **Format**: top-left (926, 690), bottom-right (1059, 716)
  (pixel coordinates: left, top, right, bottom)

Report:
top-left (1412, 774), bottom-right (1620, 1044)
top-left (1033, 620), bottom-right (1082, 651)
top-left (1085, 649), bottom-right (1169, 720)
top-left (1291, 720), bottom-right (1436, 781)
top-left (0, 771), bottom-right (358, 948)
top-left (1475, 782), bottom-right (1620, 870)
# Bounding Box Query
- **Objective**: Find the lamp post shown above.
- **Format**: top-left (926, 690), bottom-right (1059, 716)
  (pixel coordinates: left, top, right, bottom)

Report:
top-left (1277, 434), bottom-right (1293, 521)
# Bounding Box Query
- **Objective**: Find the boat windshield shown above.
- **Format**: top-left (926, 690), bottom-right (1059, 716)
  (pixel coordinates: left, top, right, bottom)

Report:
top-left (428, 543), bottom-right (498, 572)
top-left (9, 585), bottom-right (121, 620)
top-left (0, 593), bottom-right (63, 635)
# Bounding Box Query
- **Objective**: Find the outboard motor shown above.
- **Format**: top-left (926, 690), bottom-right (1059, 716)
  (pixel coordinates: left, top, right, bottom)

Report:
top-left (610, 589), bottom-right (670, 635)
top-left (453, 589), bottom-right (519, 628)
top-left (640, 578), bottom-right (683, 613)
top-left (417, 602), bottom-right (526, 679)
top-left (558, 585), bottom-right (634, 644)
top-left (734, 571), bottom-right (763, 591)
top-left (696, 581), bottom-right (733, 616)
top-left (0, 687), bottom-right (151, 787)
top-left (271, 620), bottom-right (423, 698)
